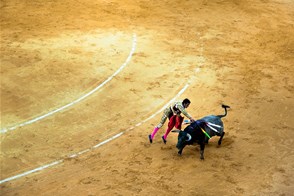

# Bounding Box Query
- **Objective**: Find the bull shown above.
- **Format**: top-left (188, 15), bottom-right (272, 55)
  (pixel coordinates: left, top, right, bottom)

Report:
top-left (172, 104), bottom-right (230, 160)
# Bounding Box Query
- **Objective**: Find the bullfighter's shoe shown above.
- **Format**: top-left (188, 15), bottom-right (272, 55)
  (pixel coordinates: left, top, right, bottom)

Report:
top-left (162, 135), bottom-right (167, 144)
top-left (148, 134), bottom-right (152, 143)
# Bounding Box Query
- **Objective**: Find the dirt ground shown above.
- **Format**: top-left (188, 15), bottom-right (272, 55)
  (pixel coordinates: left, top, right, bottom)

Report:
top-left (1, 0), bottom-right (293, 195)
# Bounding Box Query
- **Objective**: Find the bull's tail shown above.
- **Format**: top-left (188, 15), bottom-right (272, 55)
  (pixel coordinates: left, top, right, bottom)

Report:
top-left (217, 104), bottom-right (230, 118)
top-left (171, 129), bottom-right (181, 133)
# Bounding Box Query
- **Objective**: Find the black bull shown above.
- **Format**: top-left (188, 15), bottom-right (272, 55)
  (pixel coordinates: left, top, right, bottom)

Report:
top-left (173, 104), bottom-right (230, 160)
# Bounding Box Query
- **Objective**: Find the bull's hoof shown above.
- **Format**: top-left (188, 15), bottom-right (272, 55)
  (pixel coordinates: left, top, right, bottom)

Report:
top-left (178, 151), bottom-right (182, 155)
top-left (200, 151), bottom-right (204, 160)
top-left (218, 132), bottom-right (225, 145)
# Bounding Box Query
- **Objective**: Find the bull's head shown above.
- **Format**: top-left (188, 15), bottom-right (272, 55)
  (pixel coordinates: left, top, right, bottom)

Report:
top-left (176, 131), bottom-right (192, 150)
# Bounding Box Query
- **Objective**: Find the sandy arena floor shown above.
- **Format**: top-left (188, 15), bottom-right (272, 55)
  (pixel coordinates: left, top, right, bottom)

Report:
top-left (1, 0), bottom-right (294, 195)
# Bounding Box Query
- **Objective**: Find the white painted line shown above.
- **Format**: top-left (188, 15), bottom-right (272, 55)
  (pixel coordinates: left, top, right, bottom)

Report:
top-left (0, 160), bottom-right (63, 184)
top-left (141, 83), bottom-right (190, 124)
top-left (0, 82), bottom-right (191, 184)
top-left (0, 33), bottom-right (207, 184)
top-left (77, 149), bottom-right (90, 155)
top-left (92, 132), bottom-right (123, 149)
top-left (0, 34), bottom-right (137, 134)
top-left (68, 154), bottom-right (78, 158)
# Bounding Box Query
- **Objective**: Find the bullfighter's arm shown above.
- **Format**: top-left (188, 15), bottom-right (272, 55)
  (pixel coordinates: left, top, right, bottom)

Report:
top-left (177, 104), bottom-right (193, 120)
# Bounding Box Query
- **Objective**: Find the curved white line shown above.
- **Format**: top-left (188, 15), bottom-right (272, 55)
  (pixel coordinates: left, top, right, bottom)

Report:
top-left (0, 82), bottom-right (191, 184)
top-left (0, 34), bottom-right (137, 134)
top-left (0, 34), bottom-right (206, 184)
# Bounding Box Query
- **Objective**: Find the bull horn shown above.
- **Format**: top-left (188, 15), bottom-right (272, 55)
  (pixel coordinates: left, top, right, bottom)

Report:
top-left (186, 133), bottom-right (192, 141)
